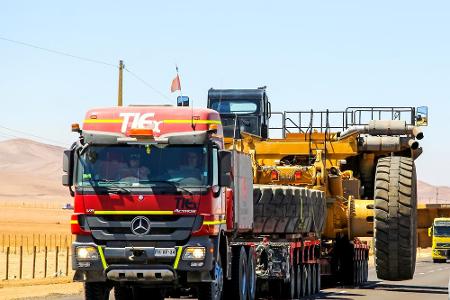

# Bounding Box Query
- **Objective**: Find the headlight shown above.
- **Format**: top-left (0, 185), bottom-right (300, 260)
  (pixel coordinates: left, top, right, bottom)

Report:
top-left (182, 247), bottom-right (206, 261)
top-left (76, 246), bottom-right (99, 261)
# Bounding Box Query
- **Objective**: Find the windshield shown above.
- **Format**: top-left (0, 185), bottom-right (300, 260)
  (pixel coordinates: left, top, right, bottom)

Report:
top-left (434, 226), bottom-right (450, 237)
top-left (76, 144), bottom-right (208, 188)
top-left (210, 99), bottom-right (259, 114)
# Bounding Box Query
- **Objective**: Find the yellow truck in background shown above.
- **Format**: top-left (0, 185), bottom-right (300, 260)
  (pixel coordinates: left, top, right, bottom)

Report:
top-left (429, 218), bottom-right (450, 263)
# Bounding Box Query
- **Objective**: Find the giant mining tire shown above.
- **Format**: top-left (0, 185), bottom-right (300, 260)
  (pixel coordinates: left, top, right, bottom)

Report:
top-left (374, 156), bottom-right (417, 281)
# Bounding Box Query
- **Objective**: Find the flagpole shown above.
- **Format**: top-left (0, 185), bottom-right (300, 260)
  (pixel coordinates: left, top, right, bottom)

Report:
top-left (176, 65), bottom-right (183, 101)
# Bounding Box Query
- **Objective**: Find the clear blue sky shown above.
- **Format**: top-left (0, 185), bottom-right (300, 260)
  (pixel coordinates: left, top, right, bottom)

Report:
top-left (1, 1), bottom-right (449, 185)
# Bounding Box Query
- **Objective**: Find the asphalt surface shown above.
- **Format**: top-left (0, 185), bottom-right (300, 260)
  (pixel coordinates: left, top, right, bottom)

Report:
top-left (52, 257), bottom-right (449, 300)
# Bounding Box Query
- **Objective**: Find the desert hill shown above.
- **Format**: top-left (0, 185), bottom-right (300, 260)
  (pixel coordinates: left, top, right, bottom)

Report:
top-left (0, 138), bottom-right (68, 204)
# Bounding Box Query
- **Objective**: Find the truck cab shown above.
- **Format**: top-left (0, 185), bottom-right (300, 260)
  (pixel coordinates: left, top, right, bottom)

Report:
top-left (429, 218), bottom-right (450, 263)
top-left (207, 87), bottom-right (270, 138)
top-left (62, 106), bottom-right (235, 299)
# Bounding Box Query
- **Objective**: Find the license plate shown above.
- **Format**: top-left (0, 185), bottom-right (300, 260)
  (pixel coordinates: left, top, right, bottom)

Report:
top-left (155, 248), bottom-right (176, 257)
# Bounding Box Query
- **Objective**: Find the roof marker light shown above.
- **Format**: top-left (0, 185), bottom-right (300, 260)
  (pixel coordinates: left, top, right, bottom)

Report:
top-left (127, 128), bottom-right (154, 138)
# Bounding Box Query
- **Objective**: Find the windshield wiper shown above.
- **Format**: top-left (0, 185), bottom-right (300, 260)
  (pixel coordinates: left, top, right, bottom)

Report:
top-left (91, 179), bottom-right (131, 194)
top-left (144, 180), bottom-right (193, 196)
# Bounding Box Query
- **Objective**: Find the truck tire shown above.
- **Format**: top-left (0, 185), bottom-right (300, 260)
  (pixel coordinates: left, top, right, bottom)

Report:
top-left (374, 156), bottom-right (417, 281)
top-left (198, 255), bottom-right (224, 300)
top-left (295, 264), bottom-right (302, 298)
top-left (305, 264), bottom-right (312, 296)
top-left (311, 264), bottom-right (317, 295)
top-left (315, 263), bottom-right (321, 293)
top-left (230, 246), bottom-right (248, 300)
top-left (246, 247), bottom-right (257, 300)
top-left (84, 282), bottom-right (110, 300)
top-left (114, 286), bottom-right (133, 300)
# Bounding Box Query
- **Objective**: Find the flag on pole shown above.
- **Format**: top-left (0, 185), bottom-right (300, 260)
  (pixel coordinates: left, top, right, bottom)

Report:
top-left (170, 67), bottom-right (181, 93)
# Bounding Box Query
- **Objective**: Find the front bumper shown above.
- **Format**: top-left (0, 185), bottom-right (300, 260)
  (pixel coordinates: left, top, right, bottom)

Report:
top-left (72, 235), bottom-right (215, 284)
top-left (432, 248), bottom-right (450, 259)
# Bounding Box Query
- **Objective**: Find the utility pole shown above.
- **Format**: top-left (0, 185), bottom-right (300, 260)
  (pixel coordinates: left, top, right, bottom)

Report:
top-left (118, 60), bottom-right (124, 106)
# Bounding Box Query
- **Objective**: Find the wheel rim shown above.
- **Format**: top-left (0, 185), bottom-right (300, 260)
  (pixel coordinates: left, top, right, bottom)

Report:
top-left (241, 257), bottom-right (247, 298)
top-left (248, 253), bottom-right (256, 298)
top-left (213, 259), bottom-right (224, 299)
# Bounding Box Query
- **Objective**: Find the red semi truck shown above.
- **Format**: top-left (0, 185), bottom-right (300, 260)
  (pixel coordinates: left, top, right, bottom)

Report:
top-left (63, 105), bottom-right (326, 299)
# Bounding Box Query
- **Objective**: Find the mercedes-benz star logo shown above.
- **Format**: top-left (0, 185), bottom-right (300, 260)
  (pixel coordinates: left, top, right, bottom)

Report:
top-left (130, 216), bottom-right (151, 236)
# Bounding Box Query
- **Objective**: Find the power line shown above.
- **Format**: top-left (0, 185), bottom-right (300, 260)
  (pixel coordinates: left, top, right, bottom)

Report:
top-left (0, 35), bottom-right (171, 99)
top-left (124, 67), bottom-right (172, 101)
top-left (0, 36), bottom-right (117, 68)
top-left (0, 125), bottom-right (65, 146)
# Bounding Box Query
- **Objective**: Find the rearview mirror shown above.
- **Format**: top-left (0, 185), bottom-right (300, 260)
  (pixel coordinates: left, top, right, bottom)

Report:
top-left (62, 149), bottom-right (74, 186)
top-left (416, 106), bottom-right (428, 126)
top-left (428, 227), bottom-right (432, 237)
top-left (218, 150), bottom-right (232, 187)
top-left (177, 96), bottom-right (190, 107)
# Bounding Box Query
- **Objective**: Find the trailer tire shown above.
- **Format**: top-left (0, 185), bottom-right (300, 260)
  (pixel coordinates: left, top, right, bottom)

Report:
top-left (84, 282), bottom-right (110, 300)
top-left (311, 264), bottom-right (317, 295)
top-left (305, 264), bottom-right (312, 296)
top-left (374, 156), bottom-right (417, 281)
top-left (113, 286), bottom-right (133, 300)
top-left (295, 264), bottom-right (302, 298)
top-left (246, 247), bottom-right (257, 300)
top-left (230, 246), bottom-right (248, 300)
top-left (316, 263), bottom-right (321, 293)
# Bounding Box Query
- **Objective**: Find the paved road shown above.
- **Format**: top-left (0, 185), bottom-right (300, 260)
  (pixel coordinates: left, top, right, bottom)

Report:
top-left (317, 258), bottom-right (449, 300)
top-left (53, 257), bottom-right (449, 300)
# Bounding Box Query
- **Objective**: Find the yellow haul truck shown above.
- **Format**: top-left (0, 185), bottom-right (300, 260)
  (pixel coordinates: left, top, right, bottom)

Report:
top-left (207, 87), bottom-right (428, 286)
top-left (429, 218), bottom-right (450, 263)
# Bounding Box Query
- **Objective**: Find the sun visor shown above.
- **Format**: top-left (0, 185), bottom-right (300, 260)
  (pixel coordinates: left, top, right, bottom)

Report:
top-left (82, 130), bottom-right (125, 144)
top-left (162, 130), bottom-right (209, 145)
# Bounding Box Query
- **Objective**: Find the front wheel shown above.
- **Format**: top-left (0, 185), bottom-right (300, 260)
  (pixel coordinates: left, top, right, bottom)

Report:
top-left (198, 255), bottom-right (224, 300)
top-left (84, 282), bottom-right (110, 300)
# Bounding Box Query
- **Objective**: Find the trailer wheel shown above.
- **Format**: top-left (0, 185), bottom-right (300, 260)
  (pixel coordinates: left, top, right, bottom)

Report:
top-left (305, 264), bottom-right (312, 296)
top-left (230, 246), bottom-right (248, 300)
top-left (84, 282), bottom-right (110, 300)
top-left (311, 264), bottom-right (317, 295)
top-left (374, 156), bottom-right (417, 280)
top-left (316, 263), bottom-right (322, 293)
top-left (113, 286), bottom-right (133, 300)
top-left (295, 264), bottom-right (302, 298)
top-left (246, 247), bottom-right (257, 300)
top-left (363, 260), bottom-right (369, 282)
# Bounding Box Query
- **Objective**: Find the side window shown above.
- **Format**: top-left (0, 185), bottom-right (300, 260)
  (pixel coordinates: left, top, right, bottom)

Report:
top-left (212, 148), bottom-right (219, 186)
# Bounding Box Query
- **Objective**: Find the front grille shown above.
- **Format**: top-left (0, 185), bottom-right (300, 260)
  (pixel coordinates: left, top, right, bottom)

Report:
top-left (86, 215), bottom-right (200, 242)
top-left (437, 243), bottom-right (450, 248)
